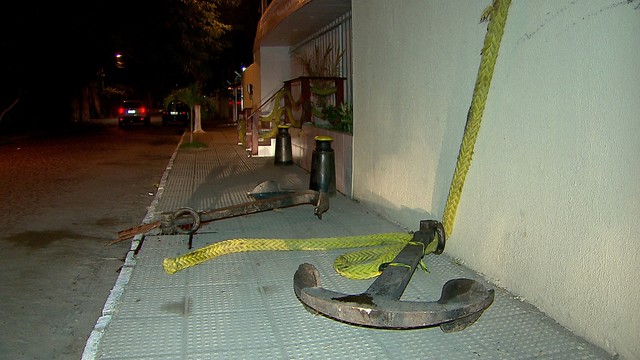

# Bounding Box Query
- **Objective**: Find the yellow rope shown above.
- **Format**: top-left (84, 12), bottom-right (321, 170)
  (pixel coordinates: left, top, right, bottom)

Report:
top-left (163, 232), bottom-right (439, 279)
top-left (442, 0), bottom-right (511, 238)
top-left (258, 89), bottom-right (302, 140)
top-left (162, 3), bottom-right (511, 280)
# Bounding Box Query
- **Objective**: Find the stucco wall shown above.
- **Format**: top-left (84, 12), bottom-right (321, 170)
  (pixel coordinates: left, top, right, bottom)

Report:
top-left (256, 46), bottom-right (291, 103)
top-left (352, 1), bottom-right (639, 358)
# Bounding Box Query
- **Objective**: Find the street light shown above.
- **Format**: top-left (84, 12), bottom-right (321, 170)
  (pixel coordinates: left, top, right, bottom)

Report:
top-left (115, 53), bottom-right (125, 69)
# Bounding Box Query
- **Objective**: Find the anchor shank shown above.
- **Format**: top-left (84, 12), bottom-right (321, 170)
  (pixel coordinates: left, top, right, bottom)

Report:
top-left (172, 190), bottom-right (326, 226)
top-left (366, 225), bottom-right (436, 300)
top-left (198, 190), bottom-right (318, 222)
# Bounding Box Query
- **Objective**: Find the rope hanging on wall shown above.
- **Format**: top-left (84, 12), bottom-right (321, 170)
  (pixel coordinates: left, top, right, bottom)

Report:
top-left (442, 0), bottom-right (512, 238)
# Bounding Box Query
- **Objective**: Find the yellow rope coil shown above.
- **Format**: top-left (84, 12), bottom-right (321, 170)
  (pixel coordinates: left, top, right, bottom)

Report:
top-left (163, 232), bottom-right (440, 279)
top-left (258, 89), bottom-right (302, 139)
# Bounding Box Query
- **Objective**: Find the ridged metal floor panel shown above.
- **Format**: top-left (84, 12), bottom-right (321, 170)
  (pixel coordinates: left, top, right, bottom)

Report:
top-left (84, 128), bottom-right (614, 360)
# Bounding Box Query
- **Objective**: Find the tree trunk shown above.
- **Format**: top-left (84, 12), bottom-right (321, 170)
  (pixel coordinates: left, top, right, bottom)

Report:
top-left (193, 104), bottom-right (204, 133)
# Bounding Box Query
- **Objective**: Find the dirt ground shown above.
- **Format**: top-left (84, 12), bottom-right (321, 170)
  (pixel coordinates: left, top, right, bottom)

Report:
top-left (0, 118), bottom-right (184, 359)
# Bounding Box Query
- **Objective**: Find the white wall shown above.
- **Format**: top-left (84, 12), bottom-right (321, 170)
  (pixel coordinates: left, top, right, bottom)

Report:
top-left (352, 1), bottom-right (640, 358)
top-left (256, 46), bottom-right (292, 106)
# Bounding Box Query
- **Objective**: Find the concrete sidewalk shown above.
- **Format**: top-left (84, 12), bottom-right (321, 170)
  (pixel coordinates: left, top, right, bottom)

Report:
top-left (83, 126), bottom-right (613, 360)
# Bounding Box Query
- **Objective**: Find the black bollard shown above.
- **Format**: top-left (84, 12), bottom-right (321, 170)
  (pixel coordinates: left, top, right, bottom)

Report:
top-left (309, 135), bottom-right (336, 195)
top-left (274, 125), bottom-right (293, 165)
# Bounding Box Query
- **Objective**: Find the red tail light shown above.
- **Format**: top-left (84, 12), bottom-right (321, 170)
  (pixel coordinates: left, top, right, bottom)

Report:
top-left (139, 107), bottom-right (147, 114)
top-left (118, 107), bottom-right (124, 115)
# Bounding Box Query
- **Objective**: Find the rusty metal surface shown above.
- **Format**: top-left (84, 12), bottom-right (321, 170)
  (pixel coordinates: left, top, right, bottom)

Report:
top-left (162, 189), bottom-right (329, 235)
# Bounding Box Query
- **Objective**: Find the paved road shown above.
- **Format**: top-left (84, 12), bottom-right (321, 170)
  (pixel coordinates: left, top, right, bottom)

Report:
top-left (0, 117), bottom-right (184, 359)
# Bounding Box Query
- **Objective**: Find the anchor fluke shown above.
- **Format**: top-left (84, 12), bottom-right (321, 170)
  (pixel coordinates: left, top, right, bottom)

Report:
top-left (293, 220), bottom-right (495, 330)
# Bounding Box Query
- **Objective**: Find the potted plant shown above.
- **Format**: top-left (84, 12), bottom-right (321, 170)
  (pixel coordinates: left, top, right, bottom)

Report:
top-left (337, 102), bottom-right (353, 134)
top-left (294, 44), bottom-right (345, 124)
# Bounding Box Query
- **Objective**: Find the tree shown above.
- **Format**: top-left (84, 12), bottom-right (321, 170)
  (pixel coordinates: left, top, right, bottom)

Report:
top-left (0, 0), bottom-right (258, 130)
top-left (164, 83), bottom-right (217, 140)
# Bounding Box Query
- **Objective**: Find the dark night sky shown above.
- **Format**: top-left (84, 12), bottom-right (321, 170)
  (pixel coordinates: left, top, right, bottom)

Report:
top-left (0, 0), bottom-right (261, 120)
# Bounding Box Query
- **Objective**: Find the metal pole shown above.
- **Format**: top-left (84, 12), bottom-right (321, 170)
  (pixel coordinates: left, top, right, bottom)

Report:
top-left (233, 86), bottom-right (238, 124)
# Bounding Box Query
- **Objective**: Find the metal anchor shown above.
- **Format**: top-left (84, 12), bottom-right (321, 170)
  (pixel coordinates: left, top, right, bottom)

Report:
top-left (161, 183), bottom-right (329, 235)
top-left (293, 220), bottom-right (495, 331)
top-left (114, 181), bottom-right (329, 243)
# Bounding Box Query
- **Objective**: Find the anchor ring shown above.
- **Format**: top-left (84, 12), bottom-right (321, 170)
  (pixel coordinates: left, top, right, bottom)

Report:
top-left (425, 220), bottom-right (446, 255)
top-left (173, 207), bottom-right (201, 234)
top-left (434, 221), bottom-right (446, 254)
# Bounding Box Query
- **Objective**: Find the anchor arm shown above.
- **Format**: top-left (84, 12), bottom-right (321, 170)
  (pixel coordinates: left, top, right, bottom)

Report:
top-left (296, 276), bottom-right (494, 329)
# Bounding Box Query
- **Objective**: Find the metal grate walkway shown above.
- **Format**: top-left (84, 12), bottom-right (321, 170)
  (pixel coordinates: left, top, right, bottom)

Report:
top-left (83, 127), bottom-right (613, 360)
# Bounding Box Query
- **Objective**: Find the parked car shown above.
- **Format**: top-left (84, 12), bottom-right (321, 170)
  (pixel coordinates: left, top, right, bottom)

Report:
top-left (117, 100), bottom-right (150, 128)
top-left (162, 101), bottom-right (190, 126)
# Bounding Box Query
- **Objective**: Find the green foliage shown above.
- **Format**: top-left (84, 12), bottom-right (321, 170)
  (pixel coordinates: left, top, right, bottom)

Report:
top-left (176, 0), bottom-right (232, 82)
top-left (295, 44), bottom-right (345, 114)
top-left (101, 87), bottom-right (126, 99)
top-left (164, 83), bottom-right (216, 113)
top-left (180, 141), bottom-right (208, 149)
top-left (294, 44), bottom-right (343, 78)
top-left (337, 102), bottom-right (353, 133)
top-left (314, 102), bottom-right (353, 134)
top-left (321, 105), bottom-right (341, 127)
